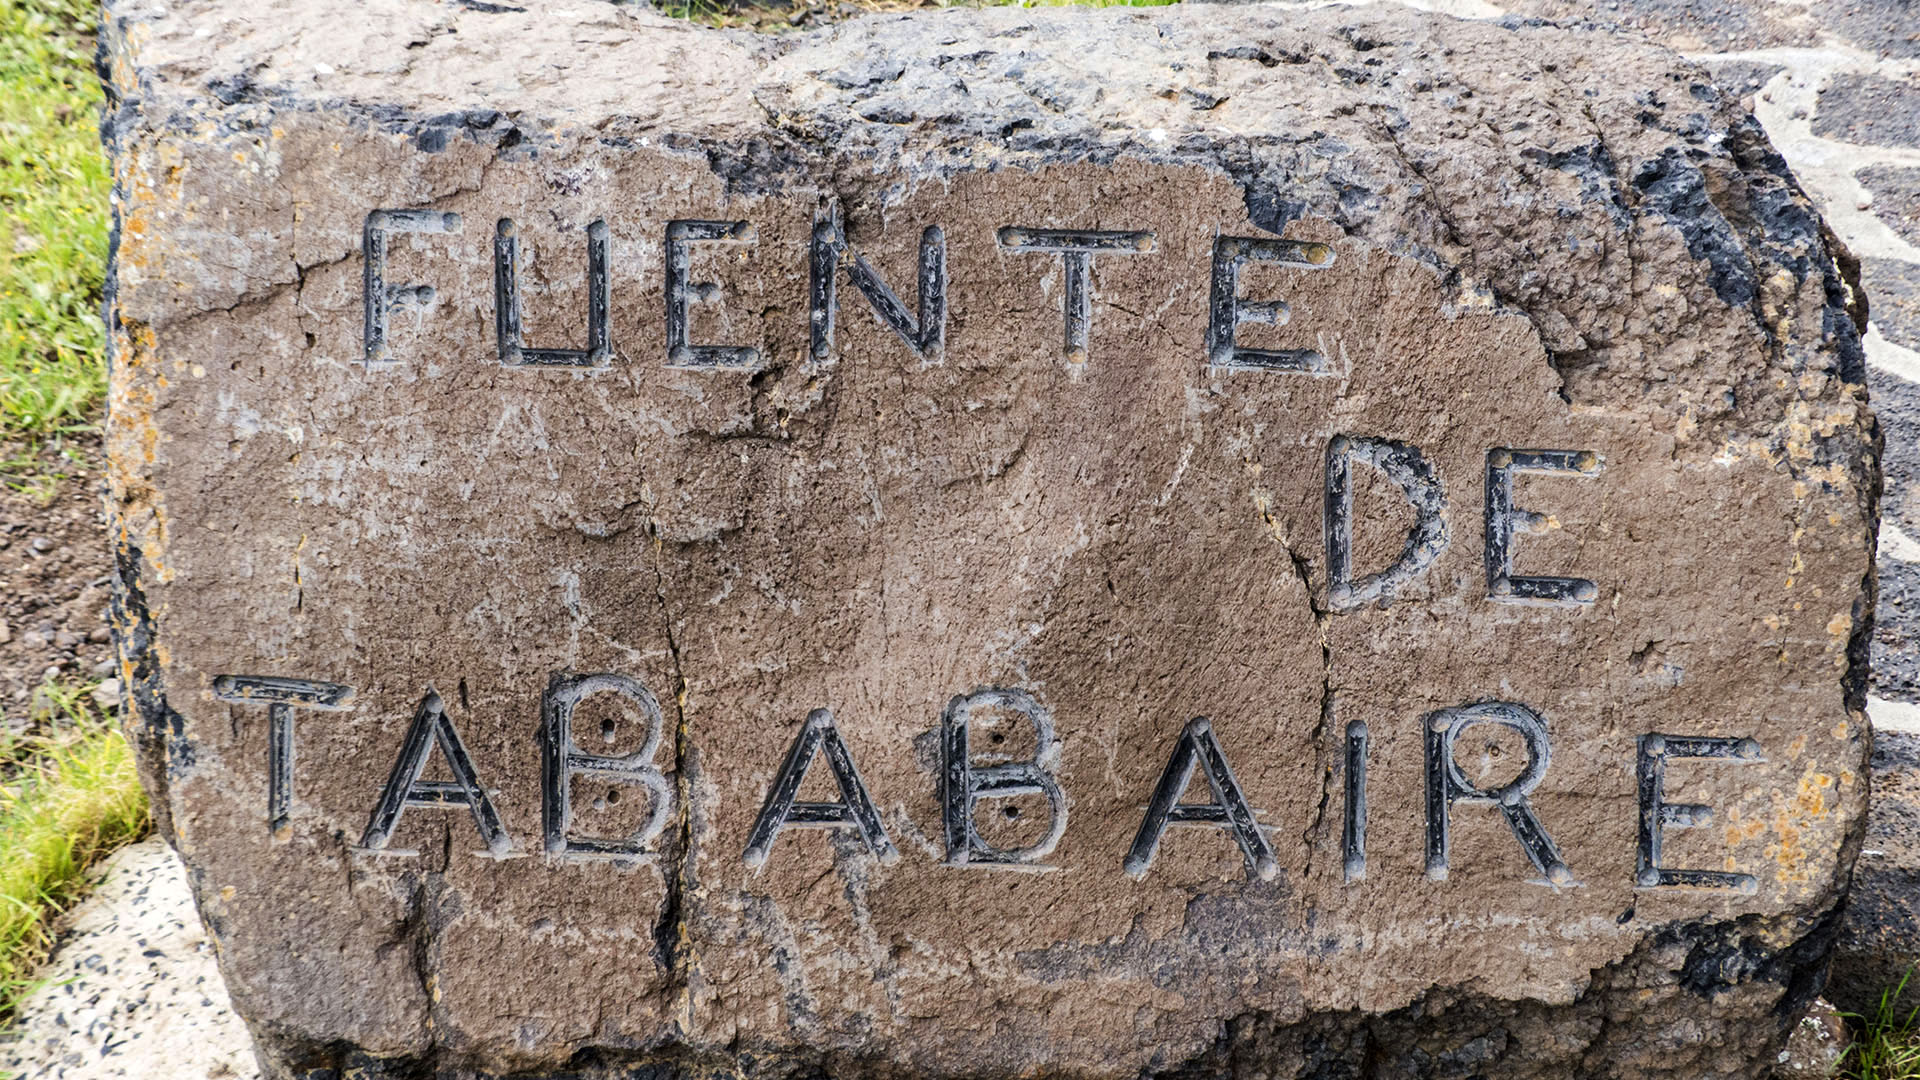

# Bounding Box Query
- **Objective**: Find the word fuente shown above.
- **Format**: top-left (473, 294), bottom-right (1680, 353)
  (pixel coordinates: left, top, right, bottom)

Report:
top-left (365, 208), bottom-right (1345, 374)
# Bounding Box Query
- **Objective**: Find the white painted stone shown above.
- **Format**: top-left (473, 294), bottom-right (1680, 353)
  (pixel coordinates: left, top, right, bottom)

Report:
top-left (1880, 520), bottom-right (1920, 564)
top-left (1869, 696), bottom-right (1920, 735)
top-left (1866, 324), bottom-right (1920, 385)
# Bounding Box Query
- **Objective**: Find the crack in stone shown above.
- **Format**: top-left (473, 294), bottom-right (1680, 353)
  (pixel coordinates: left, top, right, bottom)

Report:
top-left (1252, 493), bottom-right (1335, 879)
top-left (646, 516), bottom-right (698, 1037)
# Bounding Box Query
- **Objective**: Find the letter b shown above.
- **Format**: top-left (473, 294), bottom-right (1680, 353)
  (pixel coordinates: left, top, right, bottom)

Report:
top-left (940, 688), bottom-right (1068, 866)
top-left (540, 673), bottom-right (674, 861)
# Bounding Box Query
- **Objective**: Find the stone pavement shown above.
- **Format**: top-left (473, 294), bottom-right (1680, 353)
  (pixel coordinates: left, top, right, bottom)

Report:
top-left (5, 0), bottom-right (1917, 1075)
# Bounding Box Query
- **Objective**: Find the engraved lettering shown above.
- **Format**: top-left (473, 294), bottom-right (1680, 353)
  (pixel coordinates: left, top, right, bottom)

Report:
top-left (1206, 236), bottom-right (1335, 372)
top-left (539, 673), bottom-right (674, 862)
top-left (996, 227), bottom-right (1156, 364)
top-left (1636, 733), bottom-right (1764, 892)
top-left (1424, 702), bottom-right (1574, 886)
top-left (211, 675), bottom-right (354, 840)
top-left (810, 206), bottom-right (947, 364)
top-left (1324, 435), bottom-right (1449, 611)
top-left (493, 218), bottom-right (612, 367)
top-left (1485, 448), bottom-right (1603, 604)
top-left (665, 219), bottom-right (759, 370)
top-left (360, 689), bottom-right (511, 856)
top-left (743, 708), bottom-right (898, 869)
top-left (941, 687), bottom-right (1068, 866)
top-left (1343, 718), bottom-right (1368, 883)
top-left (363, 208), bottom-right (461, 365)
top-left (1125, 716), bottom-right (1278, 881)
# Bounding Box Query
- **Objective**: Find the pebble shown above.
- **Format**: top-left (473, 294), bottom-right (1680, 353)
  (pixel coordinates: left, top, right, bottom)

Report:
top-left (20, 629), bottom-right (48, 650)
top-left (91, 678), bottom-right (123, 714)
top-left (0, 618), bottom-right (10, 644)
top-left (88, 627), bottom-right (112, 644)
top-left (1774, 999), bottom-right (1847, 1074)
top-left (90, 657), bottom-right (118, 680)
top-left (53, 630), bottom-right (81, 650)
top-left (28, 535), bottom-right (54, 553)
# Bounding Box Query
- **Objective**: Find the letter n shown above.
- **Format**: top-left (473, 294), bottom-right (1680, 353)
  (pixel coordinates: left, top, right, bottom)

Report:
top-left (810, 205), bottom-right (947, 364)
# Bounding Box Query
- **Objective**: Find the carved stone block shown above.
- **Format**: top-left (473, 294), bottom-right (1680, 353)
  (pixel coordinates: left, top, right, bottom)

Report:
top-left (99, 2), bottom-right (1878, 1077)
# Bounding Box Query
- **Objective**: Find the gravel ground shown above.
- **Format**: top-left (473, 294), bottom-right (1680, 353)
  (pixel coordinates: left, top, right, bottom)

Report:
top-left (0, 435), bottom-right (117, 741)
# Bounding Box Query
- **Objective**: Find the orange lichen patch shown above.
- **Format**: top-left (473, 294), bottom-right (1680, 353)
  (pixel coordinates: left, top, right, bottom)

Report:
top-left (1795, 771), bottom-right (1836, 817)
top-left (1723, 804), bottom-right (1767, 848)
top-left (1763, 819), bottom-right (1808, 885)
top-left (106, 316), bottom-right (173, 583)
top-left (1762, 768), bottom-right (1844, 887)
top-left (112, 144), bottom-right (197, 302)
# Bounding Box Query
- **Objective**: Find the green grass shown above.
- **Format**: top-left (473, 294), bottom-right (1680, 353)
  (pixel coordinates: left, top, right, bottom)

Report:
top-left (0, 680), bottom-right (148, 1020)
top-left (0, 0), bottom-right (110, 440)
top-left (1843, 973), bottom-right (1920, 1079)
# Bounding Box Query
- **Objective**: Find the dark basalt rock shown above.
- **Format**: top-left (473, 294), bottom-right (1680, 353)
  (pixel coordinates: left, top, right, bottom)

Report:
top-left (99, 3), bottom-right (1875, 1078)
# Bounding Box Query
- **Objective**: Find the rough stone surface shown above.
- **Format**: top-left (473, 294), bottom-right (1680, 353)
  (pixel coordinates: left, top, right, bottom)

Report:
top-left (0, 838), bottom-right (261, 1080)
top-left (1828, 0), bottom-right (1920, 61)
top-left (1875, 546), bottom-right (1920, 701)
top-left (99, 2), bottom-right (1877, 1079)
top-left (1772, 998), bottom-right (1848, 1077)
top-left (1701, 58), bottom-right (1786, 100)
top-left (1864, 256), bottom-right (1920, 352)
top-left (1494, 0), bottom-right (1816, 50)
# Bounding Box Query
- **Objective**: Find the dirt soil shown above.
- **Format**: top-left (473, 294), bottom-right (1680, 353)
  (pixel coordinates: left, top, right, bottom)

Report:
top-left (0, 433), bottom-right (117, 737)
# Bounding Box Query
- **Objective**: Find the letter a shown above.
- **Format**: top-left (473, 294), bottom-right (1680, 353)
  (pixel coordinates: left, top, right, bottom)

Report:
top-left (360, 689), bottom-right (511, 856)
top-left (743, 709), bottom-right (897, 869)
top-left (1125, 717), bottom-right (1276, 881)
